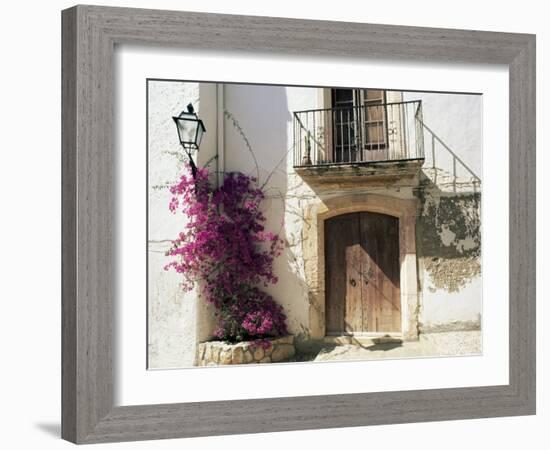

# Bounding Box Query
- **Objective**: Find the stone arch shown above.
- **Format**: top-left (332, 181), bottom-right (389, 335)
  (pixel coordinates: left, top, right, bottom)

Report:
top-left (302, 193), bottom-right (419, 340)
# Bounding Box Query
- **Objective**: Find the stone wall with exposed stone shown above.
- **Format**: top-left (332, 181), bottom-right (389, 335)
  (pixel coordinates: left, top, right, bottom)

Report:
top-left (414, 172), bottom-right (482, 332)
top-left (197, 336), bottom-right (296, 366)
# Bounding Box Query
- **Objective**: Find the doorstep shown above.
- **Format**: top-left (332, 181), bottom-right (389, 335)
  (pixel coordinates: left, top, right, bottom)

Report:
top-left (323, 334), bottom-right (403, 346)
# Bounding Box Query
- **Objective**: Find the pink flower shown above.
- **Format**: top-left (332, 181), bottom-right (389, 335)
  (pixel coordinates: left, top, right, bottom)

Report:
top-left (165, 164), bottom-right (287, 342)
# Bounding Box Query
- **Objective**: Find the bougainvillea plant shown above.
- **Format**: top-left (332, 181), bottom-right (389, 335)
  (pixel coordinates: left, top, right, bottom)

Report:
top-left (165, 164), bottom-right (287, 343)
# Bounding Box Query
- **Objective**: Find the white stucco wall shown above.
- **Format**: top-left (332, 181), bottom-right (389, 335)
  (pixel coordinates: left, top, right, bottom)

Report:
top-left (420, 277), bottom-right (482, 330)
top-left (403, 91), bottom-right (482, 185)
top-left (148, 81), bottom-right (483, 368)
top-left (147, 81), bottom-right (201, 368)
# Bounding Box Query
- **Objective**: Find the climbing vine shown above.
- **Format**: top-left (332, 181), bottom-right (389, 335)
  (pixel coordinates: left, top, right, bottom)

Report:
top-left (165, 164), bottom-right (287, 342)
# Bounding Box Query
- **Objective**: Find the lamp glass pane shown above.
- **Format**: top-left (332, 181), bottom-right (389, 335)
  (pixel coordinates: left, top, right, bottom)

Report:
top-left (176, 118), bottom-right (199, 145)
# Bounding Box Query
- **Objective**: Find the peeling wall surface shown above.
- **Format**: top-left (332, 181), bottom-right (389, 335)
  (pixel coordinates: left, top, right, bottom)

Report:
top-left (147, 81), bottom-right (482, 368)
top-left (416, 188), bottom-right (482, 331)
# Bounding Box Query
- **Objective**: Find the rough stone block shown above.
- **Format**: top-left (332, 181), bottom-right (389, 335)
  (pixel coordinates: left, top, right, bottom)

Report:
top-left (243, 350), bottom-right (253, 363)
top-left (232, 347), bottom-right (244, 364)
top-left (212, 346), bottom-right (221, 363)
top-left (219, 349), bottom-right (232, 365)
top-left (272, 344), bottom-right (296, 362)
top-left (253, 347), bottom-right (264, 361)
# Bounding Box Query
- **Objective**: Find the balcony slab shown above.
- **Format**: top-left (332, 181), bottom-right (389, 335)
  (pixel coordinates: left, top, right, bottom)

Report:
top-left (293, 158), bottom-right (425, 189)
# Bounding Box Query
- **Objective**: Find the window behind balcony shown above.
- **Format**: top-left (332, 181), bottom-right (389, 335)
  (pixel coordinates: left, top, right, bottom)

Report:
top-left (331, 89), bottom-right (388, 163)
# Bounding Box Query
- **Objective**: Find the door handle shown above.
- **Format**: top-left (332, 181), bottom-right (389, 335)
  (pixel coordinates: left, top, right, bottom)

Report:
top-left (349, 278), bottom-right (356, 287)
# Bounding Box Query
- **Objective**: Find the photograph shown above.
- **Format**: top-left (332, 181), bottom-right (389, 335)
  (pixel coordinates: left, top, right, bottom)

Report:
top-left (147, 81), bottom-right (483, 368)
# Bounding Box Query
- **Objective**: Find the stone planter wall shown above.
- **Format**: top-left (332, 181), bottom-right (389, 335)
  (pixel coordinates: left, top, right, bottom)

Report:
top-left (197, 335), bottom-right (295, 366)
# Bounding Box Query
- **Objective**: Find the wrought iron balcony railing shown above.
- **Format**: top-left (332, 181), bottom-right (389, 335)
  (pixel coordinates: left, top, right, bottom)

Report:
top-left (293, 100), bottom-right (425, 167)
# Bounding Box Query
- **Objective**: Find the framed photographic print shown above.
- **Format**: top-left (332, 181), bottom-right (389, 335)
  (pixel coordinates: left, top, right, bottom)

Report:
top-left (62, 5), bottom-right (536, 444)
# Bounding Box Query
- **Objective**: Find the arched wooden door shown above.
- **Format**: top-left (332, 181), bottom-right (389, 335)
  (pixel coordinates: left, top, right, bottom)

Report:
top-left (325, 212), bottom-right (401, 334)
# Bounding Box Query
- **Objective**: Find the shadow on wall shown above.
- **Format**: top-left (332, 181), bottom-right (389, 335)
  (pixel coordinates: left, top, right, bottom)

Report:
top-left (421, 121), bottom-right (481, 193)
top-left (223, 85), bottom-right (310, 340)
top-left (224, 84), bottom-right (292, 192)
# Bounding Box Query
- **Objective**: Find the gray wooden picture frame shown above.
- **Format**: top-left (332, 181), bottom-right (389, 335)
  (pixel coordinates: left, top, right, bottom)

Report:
top-left (61, 4), bottom-right (536, 444)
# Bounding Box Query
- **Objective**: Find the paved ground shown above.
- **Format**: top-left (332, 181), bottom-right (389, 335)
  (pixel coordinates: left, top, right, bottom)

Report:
top-left (297, 331), bottom-right (481, 362)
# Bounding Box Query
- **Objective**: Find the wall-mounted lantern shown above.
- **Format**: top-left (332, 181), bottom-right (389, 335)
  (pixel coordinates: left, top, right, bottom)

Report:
top-left (172, 103), bottom-right (206, 179)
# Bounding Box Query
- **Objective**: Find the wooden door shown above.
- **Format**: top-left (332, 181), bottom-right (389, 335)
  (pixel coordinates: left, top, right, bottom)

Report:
top-left (325, 212), bottom-right (401, 334)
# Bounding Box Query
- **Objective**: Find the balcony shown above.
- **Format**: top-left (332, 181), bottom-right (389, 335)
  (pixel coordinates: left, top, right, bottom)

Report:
top-left (293, 101), bottom-right (425, 188)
